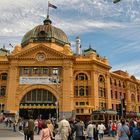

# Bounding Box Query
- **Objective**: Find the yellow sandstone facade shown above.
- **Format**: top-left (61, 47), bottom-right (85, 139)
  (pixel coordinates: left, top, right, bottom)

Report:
top-left (0, 17), bottom-right (140, 120)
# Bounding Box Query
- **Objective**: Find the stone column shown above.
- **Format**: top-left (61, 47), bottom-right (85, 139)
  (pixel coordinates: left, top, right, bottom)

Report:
top-left (105, 73), bottom-right (112, 109)
top-left (92, 70), bottom-right (99, 110)
top-left (59, 61), bottom-right (74, 119)
top-left (6, 65), bottom-right (18, 113)
top-left (125, 83), bottom-right (131, 112)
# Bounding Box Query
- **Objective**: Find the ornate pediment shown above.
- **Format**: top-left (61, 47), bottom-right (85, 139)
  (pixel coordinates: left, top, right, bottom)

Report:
top-left (10, 44), bottom-right (72, 60)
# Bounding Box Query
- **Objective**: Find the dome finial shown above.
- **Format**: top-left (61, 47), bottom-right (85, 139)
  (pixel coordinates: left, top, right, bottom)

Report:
top-left (43, 14), bottom-right (52, 25)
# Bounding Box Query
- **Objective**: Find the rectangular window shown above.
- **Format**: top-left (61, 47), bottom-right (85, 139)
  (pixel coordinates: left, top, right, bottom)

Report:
top-left (79, 102), bottom-right (85, 105)
top-left (76, 109), bottom-right (79, 113)
top-left (43, 90), bottom-right (48, 102)
top-left (1, 74), bottom-right (7, 80)
top-left (81, 109), bottom-right (84, 113)
top-left (111, 90), bottom-right (113, 98)
top-left (120, 92), bottom-right (122, 99)
top-left (37, 90), bottom-right (42, 101)
top-left (74, 86), bottom-right (78, 96)
top-left (52, 68), bottom-right (59, 75)
top-left (114, 79), bottom-right (117, 86)
top-left (0, 86), bottom-right (6, 96)
top-left (112, 104), bottom-right (113, 110)
top-left (33, 67), bottom-right (39, 74)
top-left (43, 68), bottom-right (49, 74)
top-left (115, 91), bottom-right (118, 99)
top-left (23, 68), bottom-right (29, 74)
top-left (32, 90), bottom-right (36, 101)
top-left (27, 93), bottom-right (31, 101)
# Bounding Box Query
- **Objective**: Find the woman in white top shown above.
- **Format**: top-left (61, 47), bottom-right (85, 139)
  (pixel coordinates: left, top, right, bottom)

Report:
top-left (87, 121), bottom-right (95, 140)
top-left (97, 122), bottom-right (106, 140)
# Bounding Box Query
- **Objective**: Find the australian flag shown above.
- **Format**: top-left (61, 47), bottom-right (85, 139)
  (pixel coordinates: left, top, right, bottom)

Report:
top-left (49, 2), bottom-right (57, 9)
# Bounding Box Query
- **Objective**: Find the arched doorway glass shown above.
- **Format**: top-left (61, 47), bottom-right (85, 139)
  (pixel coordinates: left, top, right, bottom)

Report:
top-left (19, 89), bottom-right (57, 119)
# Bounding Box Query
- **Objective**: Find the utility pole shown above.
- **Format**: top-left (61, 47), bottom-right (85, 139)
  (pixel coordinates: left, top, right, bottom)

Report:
top-left (120, 96), bottom-right (124, 117)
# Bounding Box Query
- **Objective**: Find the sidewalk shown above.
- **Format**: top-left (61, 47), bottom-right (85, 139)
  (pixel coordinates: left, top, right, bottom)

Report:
top-left (0, 122), bottom-right (118, 140)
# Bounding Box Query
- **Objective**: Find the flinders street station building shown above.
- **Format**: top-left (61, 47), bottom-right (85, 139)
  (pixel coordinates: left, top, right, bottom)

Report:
top-left (0, 16), bottom-right (140, 120)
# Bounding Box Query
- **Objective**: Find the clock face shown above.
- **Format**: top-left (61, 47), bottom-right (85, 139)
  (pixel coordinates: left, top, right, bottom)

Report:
top-left (36, 53), bottom-right (46, 61)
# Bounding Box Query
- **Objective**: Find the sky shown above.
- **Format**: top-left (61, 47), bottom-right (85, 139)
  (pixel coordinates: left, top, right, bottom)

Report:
top-left (0, 0), bottom-right (140, 79)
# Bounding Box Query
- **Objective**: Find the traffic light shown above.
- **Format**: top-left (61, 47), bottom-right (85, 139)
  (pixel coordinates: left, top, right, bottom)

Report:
top-left (122, 98), bottom-right (126, 117)
top-left (113, 0), bottom-right (121, 4)
top-left (117, 104), bottom-right (122, 116)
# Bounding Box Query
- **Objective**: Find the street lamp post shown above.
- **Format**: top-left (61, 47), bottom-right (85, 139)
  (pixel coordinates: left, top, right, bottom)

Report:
top-left (0, 103), bottom-right (2, 113)
top-left (55, 101), bottom-right (59, 124)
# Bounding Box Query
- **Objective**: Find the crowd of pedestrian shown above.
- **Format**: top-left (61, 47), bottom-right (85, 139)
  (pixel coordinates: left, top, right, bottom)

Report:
top-left (107, 117), bottom-right (140, 140)
top-left (1, 113), bottom-right (140, 140)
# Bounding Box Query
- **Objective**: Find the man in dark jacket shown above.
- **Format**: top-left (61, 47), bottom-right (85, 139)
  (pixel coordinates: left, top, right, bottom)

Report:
top-left (74, 119), bottom-right (85, 140)
top-left (27, 116), bottom-right (35, 140)
top-left (132, 121), bottom-right (140, 140)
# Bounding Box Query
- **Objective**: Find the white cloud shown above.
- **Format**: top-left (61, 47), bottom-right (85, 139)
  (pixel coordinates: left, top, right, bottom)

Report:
top-left (0, 0), bottom-right (140, 80)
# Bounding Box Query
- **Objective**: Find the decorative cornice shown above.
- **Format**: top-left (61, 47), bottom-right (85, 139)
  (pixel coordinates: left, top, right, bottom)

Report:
top-left (9, 44), bottom-right (73, 60)
top-left (74, 60), bottom-right (111, 69)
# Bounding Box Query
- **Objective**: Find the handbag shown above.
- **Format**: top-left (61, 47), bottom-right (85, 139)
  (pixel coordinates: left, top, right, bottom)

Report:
top-left (55, 133), bottom-right (61, 140)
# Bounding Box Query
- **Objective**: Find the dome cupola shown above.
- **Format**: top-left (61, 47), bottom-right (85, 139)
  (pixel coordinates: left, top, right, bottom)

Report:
top-left (21, 16), bottom-right (70, 47)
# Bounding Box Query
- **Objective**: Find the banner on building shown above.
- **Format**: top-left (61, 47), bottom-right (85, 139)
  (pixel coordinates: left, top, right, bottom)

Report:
top-left (20, 76), bottom-right (59, 84)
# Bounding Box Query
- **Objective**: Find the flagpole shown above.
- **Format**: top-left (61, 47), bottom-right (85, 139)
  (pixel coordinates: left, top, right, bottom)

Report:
top-left (47, 1), bottom-right (50, 17)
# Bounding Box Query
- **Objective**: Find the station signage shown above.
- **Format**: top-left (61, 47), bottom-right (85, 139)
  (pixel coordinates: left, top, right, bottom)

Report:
top-left (20, 76), bottom-right (59, 84)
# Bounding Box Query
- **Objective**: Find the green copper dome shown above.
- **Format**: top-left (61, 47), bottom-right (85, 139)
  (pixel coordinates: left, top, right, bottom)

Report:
top-left (21, 17), bottom-right (70, 47)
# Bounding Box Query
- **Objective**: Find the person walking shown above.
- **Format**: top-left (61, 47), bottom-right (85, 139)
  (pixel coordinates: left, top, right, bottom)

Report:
top-left (37, 118), bottom-right (43, 135)
top-left (86, 121), bottom-right (95, 140)
top-left (129, 120), bottom-right (135, 140)
top-left (74, 119), bottom-right (85, 140)
top-left (46, 119), bottom-right (54, 139)
top-left (111, 121), bottom-right (117, 137)
top-left (58, 116), bottom-right (71, 140)
top-left (118, 118), bottom-right (130, 140)
top-left (13, 120), bottom-right (17, 132)
top-left (27, 116), bottom-right (35, 140)
top-left (132, 121), bottom-right (140, 140)
top-left (23, 119), bottom-right (28, 140)
top-left (40, 121), bottom-right (53, 140)
top-left (97, 122), bottom-right (106, 140)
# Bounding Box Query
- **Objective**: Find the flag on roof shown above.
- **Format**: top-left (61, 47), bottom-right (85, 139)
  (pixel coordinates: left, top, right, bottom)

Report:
top-left (113, 0), bottom-right (121, 3)
top-left (48, 2), bottom-right (57, 9)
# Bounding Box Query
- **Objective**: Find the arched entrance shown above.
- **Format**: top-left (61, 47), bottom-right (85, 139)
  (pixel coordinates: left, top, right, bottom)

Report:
top-left (19, 89), bottom-right (58, 119)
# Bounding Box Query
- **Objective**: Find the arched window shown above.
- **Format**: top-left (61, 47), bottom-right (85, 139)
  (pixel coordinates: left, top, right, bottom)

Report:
top-left (98, 75), bottom-right (106, 98)
top-left (119, 80), bottom-right (121, 87)
top-left (114, 79), bottom-right (117, 86)
top-left (21, 89), bottom-right (57, 104)
top-left (76, 73), bottom-right (88, 80)
top-left (74, 73), bottom-right (89, 96)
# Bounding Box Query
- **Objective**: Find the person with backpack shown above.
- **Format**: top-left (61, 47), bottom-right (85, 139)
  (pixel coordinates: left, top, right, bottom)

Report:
top-left (118, 118), bottom-right (130, 140)
top-left (132, 121), bottom-right (140, 140)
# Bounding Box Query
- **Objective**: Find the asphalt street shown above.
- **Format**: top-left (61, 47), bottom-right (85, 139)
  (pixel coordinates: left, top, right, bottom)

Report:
top-left (0, 122), bottom-right (117, 140)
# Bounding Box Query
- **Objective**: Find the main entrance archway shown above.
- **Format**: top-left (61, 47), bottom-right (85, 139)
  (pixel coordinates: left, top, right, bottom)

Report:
top-left (19, 89), bottom-right (57, 119)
